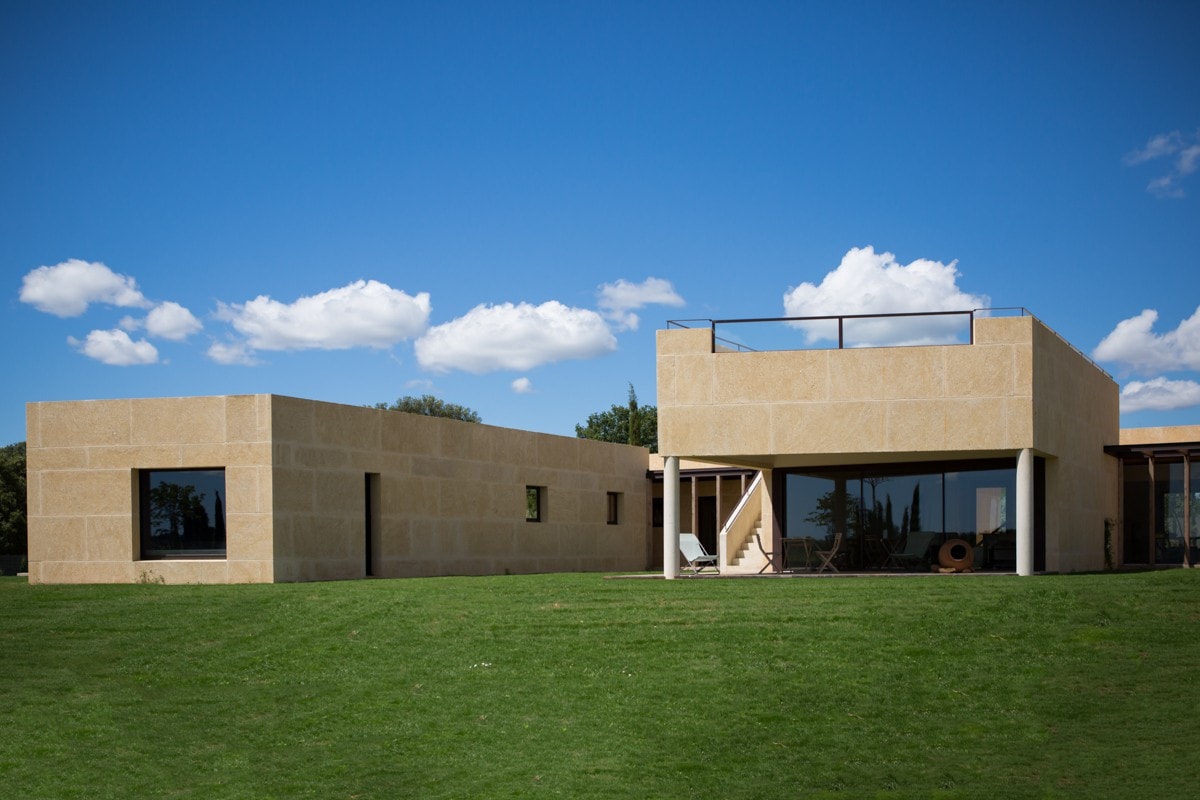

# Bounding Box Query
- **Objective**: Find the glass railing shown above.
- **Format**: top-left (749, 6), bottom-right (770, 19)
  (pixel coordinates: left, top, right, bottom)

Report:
top-left (668, 308), bottom-right (1032, 353)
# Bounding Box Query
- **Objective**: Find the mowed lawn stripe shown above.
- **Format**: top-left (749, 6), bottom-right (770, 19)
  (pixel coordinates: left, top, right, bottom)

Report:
top-left (2, 571), bottom-right (1198, 799)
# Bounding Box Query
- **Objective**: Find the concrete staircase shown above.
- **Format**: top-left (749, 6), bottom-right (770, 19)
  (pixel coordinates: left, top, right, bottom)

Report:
top-left (717, 472), bottom-right (773, 575)
top-left (726, 512), bottom-right (771, 574)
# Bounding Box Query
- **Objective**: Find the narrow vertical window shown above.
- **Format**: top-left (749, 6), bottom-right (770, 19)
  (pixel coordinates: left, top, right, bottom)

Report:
top-left (526, 486), bottom-right (543, 522)
top-left (365, 473), bottom-right (381, 577)
top-left (607, 492), bottom-right (621, 525)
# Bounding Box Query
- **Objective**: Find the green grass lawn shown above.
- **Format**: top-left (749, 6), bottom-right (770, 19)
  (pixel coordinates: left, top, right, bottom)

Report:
top-left (2, 570), bottom-right (1198, 799)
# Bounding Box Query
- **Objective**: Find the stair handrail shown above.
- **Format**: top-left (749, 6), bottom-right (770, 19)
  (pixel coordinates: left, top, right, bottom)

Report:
top-left (718, 471), bottom-right (764, 567)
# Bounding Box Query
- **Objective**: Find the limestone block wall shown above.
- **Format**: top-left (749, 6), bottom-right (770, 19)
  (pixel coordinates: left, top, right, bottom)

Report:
top-left (27, 393), bottom-right (651, 584)
top-left (25, 396), bottom-right (274, 584)
top-left (1119, 425), bottom-right (1200, 446)
top-left (269, 396), bottom-right (650, 581)
top-left (657, 316), bottom-right (1037, 465)
top-left (1029, 324), bottom-right (1120, 571)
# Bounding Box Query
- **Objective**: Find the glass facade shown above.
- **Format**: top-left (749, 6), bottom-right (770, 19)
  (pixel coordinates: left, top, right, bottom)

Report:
top-left (782, 460), bottom-right (1017, 571)
top-left (1121, 459), bottom-right (1200, 565)
top-left (139, 469), bottom-right (227, 559)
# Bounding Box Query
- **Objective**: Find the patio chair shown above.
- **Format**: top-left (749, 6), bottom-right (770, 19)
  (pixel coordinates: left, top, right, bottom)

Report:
top-left (679, 533), bottom-right (719, 574)
top-left (813, 531), bottom-right (843, 574)
top-left (884, 531), bottom-right (935, 570)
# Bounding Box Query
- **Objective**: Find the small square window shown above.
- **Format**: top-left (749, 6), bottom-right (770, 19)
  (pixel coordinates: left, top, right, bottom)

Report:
top-left (607, 492), bottom-right (621, 525)
top-left (526, 486), bottom-right (543, 522)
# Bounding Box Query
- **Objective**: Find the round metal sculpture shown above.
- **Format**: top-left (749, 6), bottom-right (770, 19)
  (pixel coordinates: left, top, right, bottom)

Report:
top-left (938, 538), bottom-right (974, 572)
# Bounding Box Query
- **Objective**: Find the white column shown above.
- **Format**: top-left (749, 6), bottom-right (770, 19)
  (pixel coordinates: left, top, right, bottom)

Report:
top-left (664, 456), bottom-right (680, 579)
top-left (1016, 448), bottom-right (1034, 576)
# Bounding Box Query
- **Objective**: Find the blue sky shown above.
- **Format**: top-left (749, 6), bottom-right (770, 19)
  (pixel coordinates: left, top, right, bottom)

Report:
top-left (3, 0), bottom-right (1199, 446)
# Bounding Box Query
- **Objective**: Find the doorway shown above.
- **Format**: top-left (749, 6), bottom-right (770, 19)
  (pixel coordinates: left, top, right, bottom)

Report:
top-left (697, 496), bottom-right (718, 556)
top-left (365, 473), bottom-right (380, 576)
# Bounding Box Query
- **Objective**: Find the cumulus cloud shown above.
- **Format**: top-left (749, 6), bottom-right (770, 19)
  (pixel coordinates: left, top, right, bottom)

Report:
top-left (68, 329), bottom-right (158, 366)
top-left (206, 340), bottom-right (260, 366)
top-left (121, 302), bottom-right (203, 341)
top-left (511, 377), bottom-right (534, 394)
top-left (782, 246), bottom-right (989, 346)
top-left (1119, 377), bottom-right (1200, 413)
top-left (20, 259), bottom-right (150, 317)
top-left (1124, 130), bottom-right (1200, 198)
top-left (145, 301), bottom-right (203, 340)
top-left (597, 277), bottom-right (685, 330)
top-left (1093, 306), bottom-right (1200, 373)
top-left (215, 280), bottom-right (431, 351)
top-left (415, 301), bottom-right (617, 373)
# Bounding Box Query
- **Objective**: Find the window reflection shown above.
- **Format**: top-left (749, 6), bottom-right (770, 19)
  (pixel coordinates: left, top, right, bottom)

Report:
top-left (139, 469), bottom-right (226, 559)
top-left (1123, 461), bottom-right (1200, 565)
top-left (783, 462), bottom-right (1015, 571)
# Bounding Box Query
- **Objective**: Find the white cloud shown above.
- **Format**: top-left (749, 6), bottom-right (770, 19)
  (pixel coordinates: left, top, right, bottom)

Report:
top-left (1146, 175), bottom-right (1184, 199)
top-left (405, 378), bottom-right (436, 392)
top-left (145, 302), bottom-right (202, 341)
top-left (1123, 132), bottom-right (1184, 166)
top-left (597, 277), bottom-right (685, 331)
top-left (511, 377), bottom-right (534, 394)
top-left (415, 301), bottom-right (617, 373)
top-left (1120, 377), bottom-right (1200, 413)
top-left (20, 259), bottom-right (149, 317)
top-left (782, 246), bottom-right (989, 346)
top-left (1093, 306), bottom-right (1200, 373)
top-left (68, 329), bottom-right (158, 366)
top-left (1124, 130), bottom-right (1200, 198)
top-left (1179, 144), bottom-right (1200, 175)
top-left (206, 340), bottom-right (260, 366)
top-left (216, 280), bottom-right (431, 351)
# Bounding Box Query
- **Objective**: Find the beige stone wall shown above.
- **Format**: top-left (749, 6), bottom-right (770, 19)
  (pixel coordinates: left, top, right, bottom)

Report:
top-left (657, 316), bottom-right (1037, 467)
top-left (27, 394), bottom-right (650, 584)
top-left (270, 396), bottom-right (649, 581)
top-left (1029, 323), bottom-right (1120, 572)
top-left (25, 396), bottom-right (274, 584)
top-left (1119, 425), bottom-right (1200, 446)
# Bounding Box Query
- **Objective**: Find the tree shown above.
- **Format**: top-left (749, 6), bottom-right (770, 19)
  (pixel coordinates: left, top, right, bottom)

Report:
top-left (373, 395), bottom-right (481, 423)
top-left (0, 442), bottom-right (27, 556)
top-left (575, 384), bottom-right (658, 452)
top-left (148, 482), bottom-right (210, 548)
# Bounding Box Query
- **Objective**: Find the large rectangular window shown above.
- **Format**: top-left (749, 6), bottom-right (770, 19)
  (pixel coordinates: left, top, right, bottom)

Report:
top-left (782, 460), bottom-right (1016, 571)
top-left (1121, 458), bottom-right (1200, 565)
top-left (139, 469), bottom-right (227, 559)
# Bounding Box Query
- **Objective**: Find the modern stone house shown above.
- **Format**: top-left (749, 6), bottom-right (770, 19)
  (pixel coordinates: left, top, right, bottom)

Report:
top-left (654, 311), bottom-right (1195, 577)
top-left (24, 310), bottom-right (1200, 583)
top-left (24, 394), bottom-right (649, 584)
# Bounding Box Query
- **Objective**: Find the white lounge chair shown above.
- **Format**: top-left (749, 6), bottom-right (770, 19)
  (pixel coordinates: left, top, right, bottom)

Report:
top-left (679, 533), bottom-right (719, 574)
top-left (885, 531), bottom-right (935, 570)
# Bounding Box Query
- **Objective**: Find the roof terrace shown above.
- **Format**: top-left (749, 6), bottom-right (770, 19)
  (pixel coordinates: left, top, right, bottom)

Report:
top-left (665, 308), bottom-right (1109, 377)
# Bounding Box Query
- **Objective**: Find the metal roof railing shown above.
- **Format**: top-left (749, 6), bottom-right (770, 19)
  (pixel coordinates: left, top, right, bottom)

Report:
top-left (664, 307), bottom-right (1112, 378)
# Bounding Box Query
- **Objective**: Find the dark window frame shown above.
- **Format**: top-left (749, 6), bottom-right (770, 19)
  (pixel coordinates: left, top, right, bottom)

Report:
top-left (138, 468), bottom-right (228, 560)
top-left (777, 457), bottom-right (1026, 572)
top-left (607, 492), bottom-right (621, 525)
top-left (526, 486), bottom-right (544, 522)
